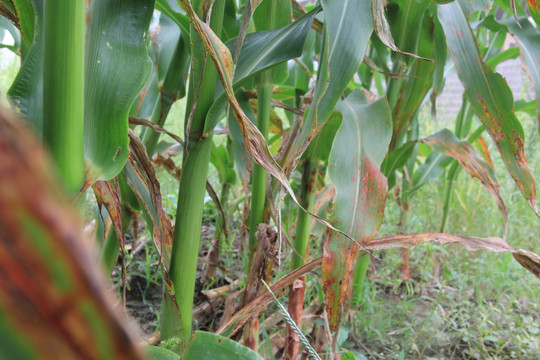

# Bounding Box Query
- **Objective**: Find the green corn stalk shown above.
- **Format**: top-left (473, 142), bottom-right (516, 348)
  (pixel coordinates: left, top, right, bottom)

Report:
top-left (43, 0), bottom-right (85, 193)
top-left (162, 0), bottom-right (226, 348)
top-left (248, 0), bottom-right (290, 255)
top-left (247, 72), bottom-right (272, 254)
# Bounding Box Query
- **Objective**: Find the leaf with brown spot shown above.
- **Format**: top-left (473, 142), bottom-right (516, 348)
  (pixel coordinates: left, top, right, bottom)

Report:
top-left (439, 2), bottom-right (539, 218)
top-left (92, 179), bottom-right (125, 248)
top-left (0, 108), bottom-right (143, 359)
top-left (419, 129), bottom-right (508, 234)
top-left (512, 249), bottom-right (540, 278)
top-left (324, 92), bottom-right (392, 330)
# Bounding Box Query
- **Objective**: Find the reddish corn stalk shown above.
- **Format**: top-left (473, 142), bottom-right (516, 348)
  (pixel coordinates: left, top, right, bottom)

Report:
top-left (285, 279), bottom-right (305, 360)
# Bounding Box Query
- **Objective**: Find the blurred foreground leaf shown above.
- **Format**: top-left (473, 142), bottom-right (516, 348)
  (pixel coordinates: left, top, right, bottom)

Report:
top-left (0, 108), bottom-right (143, 360)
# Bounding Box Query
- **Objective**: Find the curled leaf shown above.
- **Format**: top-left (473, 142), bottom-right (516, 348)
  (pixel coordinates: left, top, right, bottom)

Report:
top-left (420, 129), bottom-right (508, 234)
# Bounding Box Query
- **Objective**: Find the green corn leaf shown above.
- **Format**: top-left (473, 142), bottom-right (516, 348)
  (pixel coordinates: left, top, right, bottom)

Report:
top-left (8, 0), bottom-right (43, 130)
top-left (253, 0), bottom-right (292, 84)
top-left (324, 92), bottom-right (392, 329)
top-left (84, 0), bottom-right (154, 181)
top-left (390, 11), bottom-right (436, 143)
top-left (9, 0), bottom-right (155, 182)
top-left (183, 331), bottom-right (263, 360)
top-left (228, 90), bottom-right (256, 183)
top-left (145, 346), bottom-right (180, 360)
top-left (155, 0), bottom-right (190, 34)
top-left (439, 1), bottom-right (539, 217)
top-left (410, 152), bottom-right (452, 194)
top-left (211, 143), bottom-right (237, 185)
top-left (430, 14), bottom-right (447, 117)
top-left (381, 141), bottom-right (416, 178)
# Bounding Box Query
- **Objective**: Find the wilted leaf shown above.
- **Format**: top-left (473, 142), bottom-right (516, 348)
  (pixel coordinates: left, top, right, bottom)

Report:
top-left (0, 108), bottom-right (143, 360)
top-left (216, 257), bottom-right (323, 337)
top-left (123, 130), bottom-right (173, 266)
top-left (439, 2), bottom-right (539, 217)
top-left (420, 129), bottom-right (508, 232)
top-left (217, 225), bottom-right (540, 338)
top-left (179, 0), bottom-right (354, 239)
top-left (92, 179), bottom-right (125, 248)
top-left (366, 233), bottom-right (540, 278)
top-left (512, 249), bottom-right (540, 278)
top-left (203, 7), bottom-right (319, 134)
top-left (372, 0), bottom-right (432, 61)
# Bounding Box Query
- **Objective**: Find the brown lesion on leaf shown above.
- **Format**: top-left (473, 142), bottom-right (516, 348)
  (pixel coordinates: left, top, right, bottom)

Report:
top-left (511, 129), bottom-right (529, 169)
top-left (528, 0), bottom-right (540, 11)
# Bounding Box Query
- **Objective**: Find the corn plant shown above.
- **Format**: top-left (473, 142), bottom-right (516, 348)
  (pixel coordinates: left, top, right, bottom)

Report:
top-left (1, 0), bottom-right (540, 359)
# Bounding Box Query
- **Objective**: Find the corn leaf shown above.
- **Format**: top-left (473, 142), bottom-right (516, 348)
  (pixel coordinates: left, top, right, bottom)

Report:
top-left (155, 0), bottom-right (190, 34)
top-left (123, 130), bottom-right (174, 267)
top-left (390, 12), bottom-right (436, 142)
top-left (0, 109), bottom-right (143, 360)
top-left (84, 0), bottom-right (154, 181)
top-left (183, 331), bottom-right (263, 360)
top-left (366, 233), bottom-right (540, 279)
top-left (439, 1), bottom-right (539, 217)
top-left (372, 0), bottom-right (430, 60)
top-left (324, 92), bottom-right (392, 329)
top-left (8, 0), bottom-right (43, 130)
top-left (146, 346), bottom-right (180, 360)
